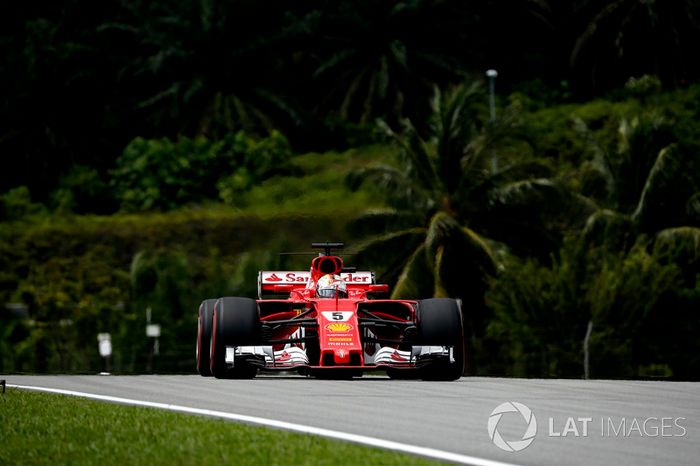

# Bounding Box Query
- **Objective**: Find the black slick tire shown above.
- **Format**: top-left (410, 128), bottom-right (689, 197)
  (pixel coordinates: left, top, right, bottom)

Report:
top-left (196, 298), bottom-right (217, 376)
top-left (210, 297), bottom-right (260, 379)
top-left (416, 298), bottom-right (465, 381)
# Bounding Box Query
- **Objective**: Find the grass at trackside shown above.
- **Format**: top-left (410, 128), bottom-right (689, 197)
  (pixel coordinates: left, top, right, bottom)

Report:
top-left (0, 389), bottom-right (446, 466)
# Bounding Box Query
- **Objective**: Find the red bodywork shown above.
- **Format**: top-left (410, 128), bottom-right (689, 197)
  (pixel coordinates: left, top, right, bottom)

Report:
top-left (252, 255), bottom-right (421, 372)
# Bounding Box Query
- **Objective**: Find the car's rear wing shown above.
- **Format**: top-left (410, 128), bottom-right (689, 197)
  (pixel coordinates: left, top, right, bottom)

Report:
top-left (258, 271), bottom-right (376, 298)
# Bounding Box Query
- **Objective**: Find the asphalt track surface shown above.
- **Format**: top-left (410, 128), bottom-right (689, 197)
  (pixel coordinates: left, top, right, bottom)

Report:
top-left (5, 374), bottom-right (700, 466)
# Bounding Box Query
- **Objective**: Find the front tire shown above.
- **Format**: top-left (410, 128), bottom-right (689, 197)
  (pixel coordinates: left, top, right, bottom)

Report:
top-left (416, 298), bottom-right (465, 381)
top-left (210, 297), bottom-right (260, 379)
top-left (196, 299), bottom-right (218, 376)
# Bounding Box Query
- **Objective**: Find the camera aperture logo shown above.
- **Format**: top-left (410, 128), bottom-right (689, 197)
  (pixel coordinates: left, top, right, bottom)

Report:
top-left (488, 402), bottom-right (688, 453)
top-left (488, 402), bottom-right (537, 452)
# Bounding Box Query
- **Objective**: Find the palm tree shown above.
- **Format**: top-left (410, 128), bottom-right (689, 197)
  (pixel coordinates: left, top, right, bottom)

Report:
top-left (572, 116), bottom-right (700, 378)
top-left (483, 108), bottom-right (700, 379)
top-left (348, 83), bottom-right (570, 374)
top-left (574, 113), bottom-right (700, 248)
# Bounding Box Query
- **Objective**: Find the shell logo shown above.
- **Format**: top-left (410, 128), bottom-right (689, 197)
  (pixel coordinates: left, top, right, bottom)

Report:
top-left (325, 323), bottom-right (353, 332)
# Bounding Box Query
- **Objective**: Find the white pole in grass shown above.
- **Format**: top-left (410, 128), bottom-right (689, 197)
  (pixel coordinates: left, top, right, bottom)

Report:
top-left (486, 69), bottom-right (498, 173)
top-left (583, 321), bottom-right (593, 379)
top-left (97, 333), bottom-right (112, 375)
top-left (145, 306), bottom-right (161, 372)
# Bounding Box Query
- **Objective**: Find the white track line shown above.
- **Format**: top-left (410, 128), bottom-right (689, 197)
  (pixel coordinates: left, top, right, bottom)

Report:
top-left (9, 384), bottom-right (520, 466)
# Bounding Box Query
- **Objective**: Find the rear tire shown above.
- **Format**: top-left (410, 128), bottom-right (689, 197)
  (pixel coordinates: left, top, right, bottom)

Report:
top-left (210, 297), bottom-right (261, 379)
top-left (196, 299), bottom-right (217, 376)
top-left (416, 298), bottom-right (465, 381)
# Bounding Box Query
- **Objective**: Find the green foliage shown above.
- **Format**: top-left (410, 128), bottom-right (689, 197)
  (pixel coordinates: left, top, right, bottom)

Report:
top-left (235, 145), bottom-right (388, 215)
top-left (485, 239), bottom-right (588, 377)
top-left (11, 249), bottom-right (129, 372)
top-left (216, 130), bottom-right (295, 206)
top-left (485, 236), bottom-right (700, 378)
top-left (483, 97), bottom-right (700, 378)
top-left (586, 241), bottom-right (684, 378)
top-left (624, 75), bottom-right (663, 99)
top-left (571, 103), bottom-right (700, 252)
top-left (124, 249), bottom-right (194, 372)
top-left (653, 227), bottom-right (700, 288)
top-left (111, 136), bottom-right (226, 211)
top-left (0, 186), bottom-right (46, 221)
top-left (111, 131), bottom-right (293, 212)
top-left (51, 166), bottom-right (115, 215)
top-left (632, 143), bottom-right (700, 232)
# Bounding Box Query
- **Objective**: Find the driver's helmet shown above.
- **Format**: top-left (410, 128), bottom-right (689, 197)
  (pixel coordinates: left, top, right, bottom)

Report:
top-left (316, 273), bottom-right (347, 298)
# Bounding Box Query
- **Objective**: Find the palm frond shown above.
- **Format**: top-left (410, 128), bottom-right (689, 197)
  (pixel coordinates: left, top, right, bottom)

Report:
top-left (433, 82), bottom-right (481, 194)
top-left (570, 0), bottom-right (626, 68)
top-left (424, 211), bottom-right (464, 263)
top-left (582, 209), bottom-right (635, 250)
top-left (388, 40), bottom-right (408, 69)
top-left (391, 243), bottom-right (434, 299)
top-left (429, 221), bottom-right (495, 336)
top-left (653, 226), bottom-right (700, 268)
top-left (425, 212), bottom-right (496, 279)
top-left (400, 119), bottom-right (441, 192)
top-left (136, 83), bottom-right (180, 110)
top-left (494, 161), bottom-right (553, 184)
top-left (462, 100), bottom-right (529, 174)
top-left (462, 161), bottom-right (553, 205)
top-left (617, 113), bottom-right (670, 167)
top-left (484, 180), bottom-right (597, 253)
top-left (572, 116), bottom-right (616, 202)
top-left (489, 178), bottom-right (560, 206)
top-left (632, 144), bottom-right (679, 228)
top-left (431, 226), bottom-right (496, 295)
top-left (340, 68), bottom-right (369, 119)
top-left (351, 227), bottom-right (426, 284)
top-left (314, 49), bottom-right (357, 78)
top-left (346, 164), bottom-right (404, 191)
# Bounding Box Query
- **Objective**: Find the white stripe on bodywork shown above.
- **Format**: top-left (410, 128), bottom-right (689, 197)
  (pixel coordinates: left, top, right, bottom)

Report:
top-left (8, 384), bottom-right (521, 466)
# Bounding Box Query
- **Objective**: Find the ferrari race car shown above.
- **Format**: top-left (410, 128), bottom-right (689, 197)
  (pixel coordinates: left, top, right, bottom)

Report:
top-left (196, 242), bottom-right (465, 380)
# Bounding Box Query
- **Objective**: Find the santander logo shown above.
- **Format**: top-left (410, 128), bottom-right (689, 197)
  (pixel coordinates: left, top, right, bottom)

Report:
top-left (262, 271), bottom-right (372, 284)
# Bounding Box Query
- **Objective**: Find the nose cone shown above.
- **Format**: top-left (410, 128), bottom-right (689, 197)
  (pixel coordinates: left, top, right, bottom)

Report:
top-left (333, 348), bottom-right (351, 365)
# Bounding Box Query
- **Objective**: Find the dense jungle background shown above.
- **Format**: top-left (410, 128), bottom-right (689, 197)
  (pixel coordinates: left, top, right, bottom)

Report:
top-left (2, 0), bottom-right (700, 378)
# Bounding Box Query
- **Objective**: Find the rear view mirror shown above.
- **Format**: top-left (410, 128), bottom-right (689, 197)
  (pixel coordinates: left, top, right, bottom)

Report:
top-left (367, 284), bottom-right (389, 294)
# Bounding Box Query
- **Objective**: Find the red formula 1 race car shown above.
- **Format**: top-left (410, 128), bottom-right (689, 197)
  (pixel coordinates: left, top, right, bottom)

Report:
top-left (196, 242), bottom-right (465, 380)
